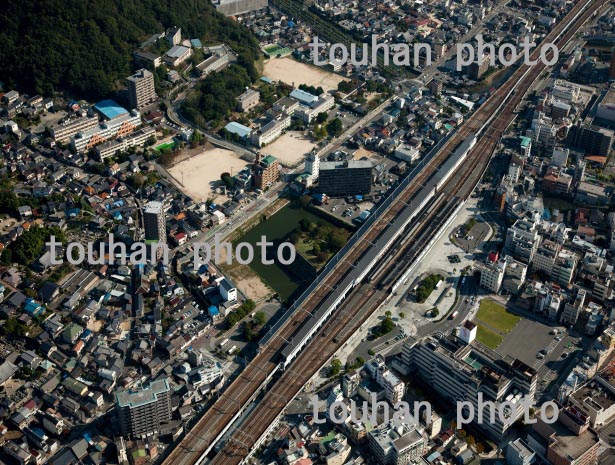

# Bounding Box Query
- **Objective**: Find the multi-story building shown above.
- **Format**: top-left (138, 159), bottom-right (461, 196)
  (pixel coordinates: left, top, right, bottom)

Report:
top-left (551, 80), bottom-right (581, 103)
top-left (72, 108), bottom-right (142, 153)
top-left (376, 367), bottom-right (405, 405)
top-left (506, 438), bottom-right (535, 465)
top-left (251, 114), bottom-right (291, 147)
top-left (428, 79), bottom-right (443, 96)
top-left (305, 153), bottom-right (320, 184)
top-left (551, 250), bottom-right (577, 287)
top-left (468, 53), bottom-right (490, 79)
top-left (480, 258), bottom-right (506, 293)
top-left (116, 378), bottom-right (172, 438)
top-left (127, 69), bottom-right (157, 111)
top-left (532, 240), bottom-right (560, 275)
top-left (368, 423), bottom-right (427, 465)
top-left (294, 95), bottom-right (336, 123)
top-left (144, 201), bottom-right (166, 245)
top-left (568, 124), bottom-right (614, 157)
top-left (561, 288), bottom-right (586, 326)
top-left (505, 218), bottom-right (542, 264)
top-left (253, 153), bottom-right (279, 190)
top-left (51, 116), bottom-right (99, 144)
top-left (95, 126), bottom-right (156, 161)
top-left (396, 334), bottom-right (537, 438)
top-left (551, 147), bottom-right (569, 168)
top-left (530, 112), bottom-right (557, 150)
top-left (318, 160), bottom-right (373, 197)
top-left (236, 89), bottom-right (260, 112)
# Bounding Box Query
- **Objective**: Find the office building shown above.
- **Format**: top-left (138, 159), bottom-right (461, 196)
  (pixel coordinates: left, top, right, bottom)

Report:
top-left (610, 51), bottom-right (615, 80)
top-left (305, 153), bottom-right (320, 184)
top-left (551, 147), bottom-right (569, 168)
top-left (551, 80), bottom-right (580, 103)
top-left (368, 423), bottom-right (427, 465)
top-left (428, 79), bottom-right (443, 96)
top-left (116, 378), bottom-right (172, 437)
top-left (253, 153), bottom-right (279, 190)
top-left (506, 438), bottom-right (535, 465)
top-left (144, 201), bottom-right (166, 245)
top-left (560, 288), bottom-right (586, 326)
top-left (318, 160), bottom-right (373, 197)
top-left (127, 69), bottom-right (157, 111)
top-left (396, 334), bottom-right (537, 438)
top-left (212, 0), bottom-right (268, 16)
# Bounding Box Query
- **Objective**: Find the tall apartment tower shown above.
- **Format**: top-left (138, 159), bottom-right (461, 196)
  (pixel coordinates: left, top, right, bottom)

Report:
top-left (127, 69), bottom-right (157, 111)
top-left (144, 201), bottom-right (166, 244)
top-left (116, 378), bottom-right (172, 438)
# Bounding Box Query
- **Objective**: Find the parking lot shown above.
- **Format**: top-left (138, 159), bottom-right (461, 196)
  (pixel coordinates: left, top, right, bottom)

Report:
top-left (452, 221), bottom-right (491, 252)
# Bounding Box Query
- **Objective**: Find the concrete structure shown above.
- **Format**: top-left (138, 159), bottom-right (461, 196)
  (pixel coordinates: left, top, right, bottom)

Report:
top-left (468, 54), bottom-right (490, 79)
top-left (569, 124), bottom-right (614, 156)
top-left (236, 89), bottom-right (260, 112)
top-left (51, 116), bottom-right (99, 144)
top-left (305, 153), bottom-right (320, 184)
top-left (294, 95), bottom-right (336, 123)
top-left (127, 69), bottom-right (157, 111)
top-left (317, 160), bottom-right (373, 197)
top-left (116, 378), bottom-right (172, 437)
top-left (95, 126), bottom-right (156, 161)
top-left (505, 218), bottom-right (541, 264)
top-left (144, 201), bottom-right (167, 245)
top-left (368, 423), bottom-right (427, 465)
top-left (253, 154), bottom-right (279, 190)
top-left (506, 438), bottom-right (535, 465)
top-left (396, 334), bottom-right (537, 438)
top-left (551, 80), bottom-right (581, 103)
top-left (163, 45), bottom-right (192, 67)
top-left (394, 145), bottom-right (420, 163)
top-left (71, 109), bottom-right (142, 153)
top-left (251, 115), bottom-right (291, 147)
top-left (551, 147), bottom-right (569, 168)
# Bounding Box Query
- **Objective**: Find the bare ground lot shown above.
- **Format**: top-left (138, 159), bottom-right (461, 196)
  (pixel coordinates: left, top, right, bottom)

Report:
top-left (264, 131), bottom-right (316, 168)
top-left (263, 57), bottom-right (349, 92)
top-left (168, 147), bottom-right (249, 202)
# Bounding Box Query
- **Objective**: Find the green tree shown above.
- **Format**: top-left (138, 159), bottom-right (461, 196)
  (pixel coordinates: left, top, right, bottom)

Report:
top-left (330, 359), bottom-right (342, 377)
top-left (326, 118), bottom-right (343, 137)
top-left (254, 311), bottom-right (266, 326)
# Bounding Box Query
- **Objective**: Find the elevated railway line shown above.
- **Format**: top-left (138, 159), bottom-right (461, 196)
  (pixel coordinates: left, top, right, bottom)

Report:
top-left (160, 1), bottom-right (606, 464)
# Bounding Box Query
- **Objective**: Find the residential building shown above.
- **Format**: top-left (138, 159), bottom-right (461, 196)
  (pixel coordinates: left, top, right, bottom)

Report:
top-left (468, 53), bottom-right (490, 79)
top-left (317, 160), bottom-right (373, 197)
top-left (568, 125), bottom-right (614, 157)
top-left (144, 201), bottom-right (166, 246)
top-left (127, 69), bottom-right (157, 111)
top-left (506, 438), bottom-right (535, 465)
top-left (505, 218), bottom-right (542, 264)
top-left (368, 422), bottom-right (427, 465)
top-left (253, 153), bottom-right (279, 190)
top-left (116, 378), bottom-right (172, 438)
top-left (561, 288), bottom-right (586, 326)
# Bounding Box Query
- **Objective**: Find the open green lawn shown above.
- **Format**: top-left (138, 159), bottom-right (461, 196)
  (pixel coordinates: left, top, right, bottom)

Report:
top-left (476, 300), bottom-right (521, 334)
top-left (476, 325), bottom-right (503, 349)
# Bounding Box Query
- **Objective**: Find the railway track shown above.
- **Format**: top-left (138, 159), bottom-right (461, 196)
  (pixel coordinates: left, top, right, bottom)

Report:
top-left (160, 1), bottom-right (605, 464)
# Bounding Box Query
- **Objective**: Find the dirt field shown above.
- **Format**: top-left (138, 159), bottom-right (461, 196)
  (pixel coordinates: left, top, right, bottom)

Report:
top-left (263, 57), bottom-right (349, 92)
top-left (168, 147), bottom-right (249, 202)
top-left (264, 131), bottom-right (316, 167)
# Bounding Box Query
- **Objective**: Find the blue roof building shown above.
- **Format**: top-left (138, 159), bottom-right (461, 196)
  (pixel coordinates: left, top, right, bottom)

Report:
top-left (208, 305), bottom-right (220, 317)
top-left (94, 99), bottom-right (129, 120)
top-left (290, 89), bottom-right (319, 104)
top-left (24, 298), bottom-right (44, 316)
top-left (224, 122), bottom-right (252, 139)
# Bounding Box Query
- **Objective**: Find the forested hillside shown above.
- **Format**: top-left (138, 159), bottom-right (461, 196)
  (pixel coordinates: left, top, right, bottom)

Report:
top-left (0, 0), bottom-right (260, 99)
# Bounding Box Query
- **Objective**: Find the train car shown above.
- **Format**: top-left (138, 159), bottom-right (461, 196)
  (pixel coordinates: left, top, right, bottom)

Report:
top-left (433, 134), bottom-right (477, 192)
